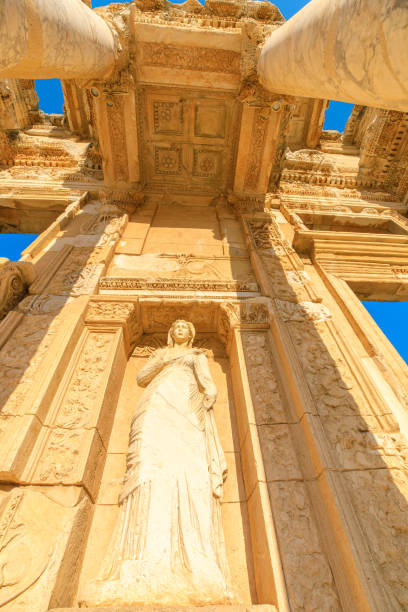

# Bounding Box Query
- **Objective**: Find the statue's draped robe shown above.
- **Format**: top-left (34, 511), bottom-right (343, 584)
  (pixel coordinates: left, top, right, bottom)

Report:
top-left (89, 347), bottom-right (231, 606)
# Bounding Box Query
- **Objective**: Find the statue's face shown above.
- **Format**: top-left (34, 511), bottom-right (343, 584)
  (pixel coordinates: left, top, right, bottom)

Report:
top-left (172, 320), bottom-right (191, 344)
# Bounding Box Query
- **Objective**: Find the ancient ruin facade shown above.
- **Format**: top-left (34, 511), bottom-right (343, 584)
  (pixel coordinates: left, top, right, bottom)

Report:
top-left (1, 0), bottom-right (408, 610)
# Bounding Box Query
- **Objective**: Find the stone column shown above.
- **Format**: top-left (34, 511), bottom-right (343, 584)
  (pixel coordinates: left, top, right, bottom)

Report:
top-left (258, 0), bottom-right (408, 112)
top-left (0, 0), bottom-right (116, 80)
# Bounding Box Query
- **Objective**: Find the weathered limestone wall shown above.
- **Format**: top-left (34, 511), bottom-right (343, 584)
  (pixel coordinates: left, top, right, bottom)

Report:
top-left (1, 193), bottom-right (408, 611)
top-left (242, 206), bottom-right (408, 610)
top-left (0, 196), bottom-right (132, 611)
top-left (258, 0), bottom-right (408, 112)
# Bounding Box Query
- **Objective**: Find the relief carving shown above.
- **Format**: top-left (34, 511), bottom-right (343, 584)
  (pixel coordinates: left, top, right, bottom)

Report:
top-left (154, 145), bottom-right (182, 176)
top-left (241, 332), bottom-right (286, 424)
top-left (276, 300), bottom-right (331, 323)
top-left (83, 210), bottom-right (127, 249)
top-left (246, 218), bottom-right (294, 255)
top-left (45, 248), bottom-right (105, 296)
top-left (0, 488), bottom-right (90, 611)
top-left (54, 333), bottom-right (113, 430)
top-left (0, 261), bottom-right (35, 320)
top-left (141, 302), bottom-right (215, 333)
top-left (141, 42), bottom-right (240, 74)
top-left (99, 277), bottom-right (258, 292)
top-left (153, 100), bottom-right (183, 135)
top-left (268, 481), bottom-right (341, 611)
top-left (107, 96), bottom-right (129, 183)
top-left (343, 469), bottom-right (408, 608)
top-left (85, 301), bottom-right (136, 323)
top-left (217, 300), bottom-right (270, 343)
top-left (244, 108), bottom-right (269, 191)
top-left (193, 149), bottom-right (221, 178)
top-left (287, 321), bottom-right (356, 418)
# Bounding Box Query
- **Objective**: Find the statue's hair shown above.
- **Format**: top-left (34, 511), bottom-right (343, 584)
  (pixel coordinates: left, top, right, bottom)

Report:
top-left (167, 319), bottom-right (195, 348)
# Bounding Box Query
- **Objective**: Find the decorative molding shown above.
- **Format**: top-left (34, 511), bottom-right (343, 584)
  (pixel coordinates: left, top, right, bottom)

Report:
top-left (153, 101), bottom-right (183, 135)
top-left (244, 108), bottom-right (269, 191)
top-left (131, 333), bottom-right (225, 358)
top-left (154, 145), bottom-right (182, 175)
top-left (217, 298), bottom-right (271, 343)
top-left (85, 298), bottom-right (141, 351)
top-left (141, 42), bottom-right (240, 74)
top-left (0, 261), bottom-right (36, 320)
top-left (99, 277), bottom-right (259, 292)
top-left (107, 96), bottom-right (129, 183)
top-left (85, 300), bottom-right (136, 323)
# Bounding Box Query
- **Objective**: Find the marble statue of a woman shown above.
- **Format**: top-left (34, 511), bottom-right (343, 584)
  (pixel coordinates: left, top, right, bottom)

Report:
top-left (80, 320), bottom-right (232, 607)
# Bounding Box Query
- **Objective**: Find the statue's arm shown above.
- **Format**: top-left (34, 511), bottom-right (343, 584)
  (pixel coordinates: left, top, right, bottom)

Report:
top-left (195, 352), bottom-right (217, 409)
top-left (136, 349), bottom-right (165, 387)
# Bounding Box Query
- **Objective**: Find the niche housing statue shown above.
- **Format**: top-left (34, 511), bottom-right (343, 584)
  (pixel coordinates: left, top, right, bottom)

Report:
top-left (81, 319), bottom-right (232, 607)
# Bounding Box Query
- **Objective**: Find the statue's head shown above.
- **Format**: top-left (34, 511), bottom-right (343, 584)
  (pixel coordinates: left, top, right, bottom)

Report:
top-left (168, 319), bottom-right (195, 348)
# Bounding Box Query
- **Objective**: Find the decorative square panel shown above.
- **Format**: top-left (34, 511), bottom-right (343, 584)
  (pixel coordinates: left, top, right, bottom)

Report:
top-left (153, 101), bottom-right (183, 134)
top-left (194, 103), bottom-right (226, 139)
top-left (154, 146), bottom-right (182, 175)
top-left (193, 149), bottom-right (221, 178)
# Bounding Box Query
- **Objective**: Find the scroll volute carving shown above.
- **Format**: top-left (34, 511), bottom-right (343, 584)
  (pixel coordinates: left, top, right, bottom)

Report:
top-left (0, 259), bottom-right (36, 320)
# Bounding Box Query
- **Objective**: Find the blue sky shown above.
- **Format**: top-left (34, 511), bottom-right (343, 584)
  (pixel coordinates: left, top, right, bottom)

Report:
top-left (34, 0), bottom-right (353, 131)
top-left (3, 0), bottom-right (408, 365)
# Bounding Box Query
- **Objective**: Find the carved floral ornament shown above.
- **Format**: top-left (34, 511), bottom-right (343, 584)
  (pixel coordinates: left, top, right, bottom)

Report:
top-left (216, 299), bottom-right (271, 344)
top-left (84, 298), bottom-right (272, 347)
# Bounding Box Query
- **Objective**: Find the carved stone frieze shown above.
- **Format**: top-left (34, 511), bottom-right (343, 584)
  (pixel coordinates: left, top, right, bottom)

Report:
top-left (98, 277), bottom-right (259, 292)
top-left (85, 300), bottom-right (136, 323)
top-left (279, 182), bottom-right (398, 202)
top-left (140, 42), bottom-right (240, 74)
top-left (131, 0), bottom-right (282, 29)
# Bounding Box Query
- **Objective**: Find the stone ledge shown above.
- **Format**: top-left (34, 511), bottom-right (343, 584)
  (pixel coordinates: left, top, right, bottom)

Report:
top-left (51, 606), bottom-right (278, 612)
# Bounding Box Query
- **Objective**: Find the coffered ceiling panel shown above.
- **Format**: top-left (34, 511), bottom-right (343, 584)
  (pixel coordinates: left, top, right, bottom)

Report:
top-left (137, 86), bottom-right (240, 195)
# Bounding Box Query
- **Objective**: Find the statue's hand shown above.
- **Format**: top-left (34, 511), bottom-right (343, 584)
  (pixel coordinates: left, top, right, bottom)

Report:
top-left (203, 393), bottom-right (216, 410)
